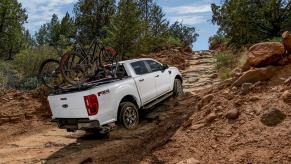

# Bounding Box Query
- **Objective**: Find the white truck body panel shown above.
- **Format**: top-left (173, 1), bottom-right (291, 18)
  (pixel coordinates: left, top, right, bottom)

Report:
top-left (48, 58), bottom-right (182, 128)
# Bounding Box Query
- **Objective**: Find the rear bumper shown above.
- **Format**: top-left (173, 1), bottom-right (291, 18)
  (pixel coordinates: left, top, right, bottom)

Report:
top-left (52, 118), bottom-right (100, 130)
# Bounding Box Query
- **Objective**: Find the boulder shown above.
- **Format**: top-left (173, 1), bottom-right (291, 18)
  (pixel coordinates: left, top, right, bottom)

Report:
top-left (281, 90), bottom-right (291, 106)
top-left (282, 31), bottom-right (291, 54)
top-left (232, 66), bottom-right (278, 87)
top-left (226, 109), bottom-right (240, 120)
top-left (260, 107), bottom-right (286, 126)
top-left (243, 42), bottom-right (285, 69)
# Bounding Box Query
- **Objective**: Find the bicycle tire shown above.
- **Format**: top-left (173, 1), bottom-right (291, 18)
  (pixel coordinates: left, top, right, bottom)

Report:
top-left (60, 51), bottom-right (90, 85)
top-left (38, 59), bottom-right (64, 89)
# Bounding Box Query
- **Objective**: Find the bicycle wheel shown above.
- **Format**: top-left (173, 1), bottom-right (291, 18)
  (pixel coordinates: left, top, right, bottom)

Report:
top-left (60, 51), bottom-right (91, 85)
top-left (38, 59), bottom-right (64, 89)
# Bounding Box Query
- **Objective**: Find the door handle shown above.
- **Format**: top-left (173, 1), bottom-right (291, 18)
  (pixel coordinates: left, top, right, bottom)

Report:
top-left (155, 75), bottom-right (160, 77)
top-left (139, 79), bottom-right (144, 82)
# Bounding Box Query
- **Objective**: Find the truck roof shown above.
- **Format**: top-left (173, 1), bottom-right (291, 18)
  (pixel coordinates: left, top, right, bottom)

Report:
top-left (119, 58), bottom-right (153, 64)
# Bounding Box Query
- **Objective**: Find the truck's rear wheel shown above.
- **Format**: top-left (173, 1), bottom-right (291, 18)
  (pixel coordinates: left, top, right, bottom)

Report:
top-left (173, 79), bottom-right (184, 97)
top-left (118, 102), bottom-right (139, 129)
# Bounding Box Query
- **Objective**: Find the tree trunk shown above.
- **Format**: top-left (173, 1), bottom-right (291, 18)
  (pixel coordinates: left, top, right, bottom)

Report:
top-left (282, 31), bottom-right (291, 54)
top-left (7, 47), bottom-right (13, 60)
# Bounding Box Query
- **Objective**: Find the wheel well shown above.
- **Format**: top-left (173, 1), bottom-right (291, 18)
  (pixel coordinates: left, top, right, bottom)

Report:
top-left (118, 95), bottom-right (138, 120)
top-left (175, 75), bottom-right (183, 83)
top-left (120, 95), bottom-right (138, 106)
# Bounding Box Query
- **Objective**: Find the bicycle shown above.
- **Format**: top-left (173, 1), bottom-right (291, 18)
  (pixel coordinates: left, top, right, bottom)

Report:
top-left (38, 43), bottom-right (69, 90)
top-left (59, 38), bottom-right (119, 85)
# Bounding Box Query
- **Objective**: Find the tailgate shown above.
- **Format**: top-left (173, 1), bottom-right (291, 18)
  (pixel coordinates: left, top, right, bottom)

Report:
top-left (48, 91), bottom-right (89, 118)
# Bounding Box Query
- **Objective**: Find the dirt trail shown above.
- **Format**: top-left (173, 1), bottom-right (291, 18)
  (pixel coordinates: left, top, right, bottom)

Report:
top-left (0, 51), bottom-right (218, 164)
top-left (183, 50), bottom-right (220, 93)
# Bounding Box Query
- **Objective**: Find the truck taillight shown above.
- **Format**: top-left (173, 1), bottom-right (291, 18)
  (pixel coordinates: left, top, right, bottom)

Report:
top-left (84, 94), bottom-right (99, 116)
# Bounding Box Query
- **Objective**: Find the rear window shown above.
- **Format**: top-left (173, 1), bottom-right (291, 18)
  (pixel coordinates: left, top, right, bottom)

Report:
top-left (131, 61), bottom-right (149, 75)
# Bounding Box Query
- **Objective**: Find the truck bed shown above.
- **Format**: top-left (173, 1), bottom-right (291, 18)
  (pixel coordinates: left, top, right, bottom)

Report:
top-left (52, 78), bottom-right (125, 95)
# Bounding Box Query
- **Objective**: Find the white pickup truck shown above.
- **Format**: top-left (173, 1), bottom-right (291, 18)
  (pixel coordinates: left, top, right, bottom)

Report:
top-left (48, 58), bottom-right (183, 132)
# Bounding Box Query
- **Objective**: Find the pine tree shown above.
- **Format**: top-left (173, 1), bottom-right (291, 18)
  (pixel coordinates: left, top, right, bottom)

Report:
top-left (23, 30), bottom-right (36, 48)
top-left (170, 21), bottom-right (199, 48)
top-left (74, 0), bottom-right (115, 44)
top-left (0, 0), bottom-right (27, 59)
top-left (211, 0), bottom-right (291, 45)
top-left (106, 0), bottom-right (143, 59)
top-left (35, 24), bottom-right (50, 46)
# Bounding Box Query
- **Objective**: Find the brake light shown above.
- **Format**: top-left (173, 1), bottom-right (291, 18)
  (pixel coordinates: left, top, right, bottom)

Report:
top-left (84, 94), bottom-right (99, 116)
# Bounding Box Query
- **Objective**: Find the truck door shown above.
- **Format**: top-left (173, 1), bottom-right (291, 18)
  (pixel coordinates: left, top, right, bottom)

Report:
top-left (145, 60), bottom-right (172, 97)
top-left (131, 61), bottom-right (157, 105)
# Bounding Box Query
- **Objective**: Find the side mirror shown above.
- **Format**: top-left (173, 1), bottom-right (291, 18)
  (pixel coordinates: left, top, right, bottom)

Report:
top-left (161, 64), bottom-right (169, 71)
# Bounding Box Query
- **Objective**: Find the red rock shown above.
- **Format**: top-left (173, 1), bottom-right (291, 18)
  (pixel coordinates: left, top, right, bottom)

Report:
top-left (244, 42), bottom-right (285, 68)
top-left (282, 31), bottom-right (291, 54)
top-left (232, 66), bottom-right (278, 87)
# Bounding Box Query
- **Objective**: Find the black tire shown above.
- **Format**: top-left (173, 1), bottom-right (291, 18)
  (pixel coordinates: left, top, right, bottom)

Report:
top-left (118, 102), bottom-right (139, 129)
top-left (38, 59), bottom-right (64, 89)
top-left (173, 79), bottom-right (184, 97)
top-left (60, 51), bottom-right (90, 85)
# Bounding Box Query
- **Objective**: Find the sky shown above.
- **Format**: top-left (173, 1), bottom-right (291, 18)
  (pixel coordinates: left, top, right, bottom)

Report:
top-left (19, 0), bottom-right (221, 50)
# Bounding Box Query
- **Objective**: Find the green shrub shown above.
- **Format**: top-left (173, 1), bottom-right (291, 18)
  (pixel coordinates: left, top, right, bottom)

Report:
top-left (215, 51), bottom-right (237, 70)
top-left (268, 37), bottom-right (282, 42)
top-left (13, 46), bottom-right (59, 77)
top-left (0, 60), bottom-right (20, 89)
top-left (209, 35), bottom-right (230, 50)
top-left (215, 51), bottom-right (238, 80)
top-left (18, 75), bottom-right (40, 90)
top-left (166, 36), bottom-right (182, 47)
top-left (218, 67), bottom-right (233, 80)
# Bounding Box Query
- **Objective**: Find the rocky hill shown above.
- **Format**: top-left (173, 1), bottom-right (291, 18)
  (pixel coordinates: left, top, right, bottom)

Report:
top-left (142, 34), bottom-right (291, 163)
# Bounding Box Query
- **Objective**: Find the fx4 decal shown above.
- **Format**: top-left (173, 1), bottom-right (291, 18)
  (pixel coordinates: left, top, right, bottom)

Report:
top-left (98, 89), bottom-right (110, 96)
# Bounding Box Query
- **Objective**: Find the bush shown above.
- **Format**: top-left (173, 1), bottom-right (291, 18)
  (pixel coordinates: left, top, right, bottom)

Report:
top-left (0, 60), bottom-right (20, 89)
top-left (268, 37), bottom-right (282, 43)
top-left (18, 75), bottom-right (40, 90)
top-left (13, 46), bottom-right (59, 77)
top-left (215, 51), bottom-right (238, 80)
top-left (209, 34), bottom-right (230, 50)
top-left (215, 51), bottom-right (237, 70)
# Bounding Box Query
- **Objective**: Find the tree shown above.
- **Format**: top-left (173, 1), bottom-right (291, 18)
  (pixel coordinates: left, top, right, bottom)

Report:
top-left (35, 24), bottom-right (50, 46)
top-left (142, 4), bottom-right (169, 51)
top-left (169, 21), bottom-right (199, 48)
top-left (58, 12), bottom-right (76, 48)
top-left (23, 29), bottom-right (36, 48)
top-left (74, 0), bottom-right (115, 44)
top-left (211, 0), bottom-right (291, 45)
top-left (106, 0), bottom-right (143, 59)
top-left (35, 13), bottom-right (76, 49)
top-left (0, 0), bottom-right (27, 59)
top-left (137, 0), bottom-right (153, 22)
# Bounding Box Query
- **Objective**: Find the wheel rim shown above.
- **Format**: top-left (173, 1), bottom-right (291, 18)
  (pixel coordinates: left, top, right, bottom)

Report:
top-left (123, 106), bottom-right (138, 128)
top-left (176, 81), bottom-right (184, 95)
